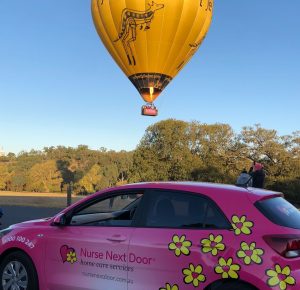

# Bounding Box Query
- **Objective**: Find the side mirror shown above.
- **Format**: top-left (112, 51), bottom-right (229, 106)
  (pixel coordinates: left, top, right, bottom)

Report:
top-left (52, 213), bottom-right (67, 226)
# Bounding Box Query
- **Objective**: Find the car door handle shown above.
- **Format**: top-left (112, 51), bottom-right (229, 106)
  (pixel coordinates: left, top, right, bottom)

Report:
top-left (107, 235), bottom-right (127, 242)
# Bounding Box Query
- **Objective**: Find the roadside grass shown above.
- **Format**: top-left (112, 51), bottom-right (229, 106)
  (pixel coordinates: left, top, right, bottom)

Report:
top-left (0, 191), bottom-right (83, 208)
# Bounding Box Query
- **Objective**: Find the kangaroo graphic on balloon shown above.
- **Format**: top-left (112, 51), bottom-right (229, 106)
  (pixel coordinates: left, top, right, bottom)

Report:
top-left (114, 2), bottom-right (164, 66)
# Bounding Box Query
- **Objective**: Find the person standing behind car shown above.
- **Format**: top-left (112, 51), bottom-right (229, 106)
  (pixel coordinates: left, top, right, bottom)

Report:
top-left (236, 169), bottom-right (252, 187)
top-left (248, 161), bottom-right (256, 176)
top-left (252, 162), bottom-right (265, 188)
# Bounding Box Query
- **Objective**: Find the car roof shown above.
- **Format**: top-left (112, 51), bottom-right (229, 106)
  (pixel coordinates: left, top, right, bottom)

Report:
top-left (63, 181), bottom-right (283, 215)
top-left (111, 181), bottom-right (282, 203)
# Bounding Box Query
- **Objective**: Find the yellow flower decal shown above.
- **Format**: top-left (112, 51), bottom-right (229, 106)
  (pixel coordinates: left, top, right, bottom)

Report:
top-left (201, 234), bottom-right (225, 256)
top-left (183, 263), bottom-right (206, 287)
top-left (159, 283), bottom-right (179, 290)
top-left (237, 241), bottom-right (264, 265)
top-left (231, 215), bottom-right (254, 235)
top-left (215, 257), bottom-right (240, 279)
top-left (266, 264), bottom-right (296, 290)
top-left (67, 251), bottom-right (77, 264)
top-left (169, 235), bottom-right (192, 257)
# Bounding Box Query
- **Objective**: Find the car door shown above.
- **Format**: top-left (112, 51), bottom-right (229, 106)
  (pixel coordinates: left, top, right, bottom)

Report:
top-left (128, 189), bottom-right (234, 289)
top-left (44, 190), bottom-right (143, 290)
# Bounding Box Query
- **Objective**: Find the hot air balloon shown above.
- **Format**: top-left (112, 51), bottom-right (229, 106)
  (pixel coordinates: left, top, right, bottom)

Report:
top-left (92, 0), bottom-right (213, 116)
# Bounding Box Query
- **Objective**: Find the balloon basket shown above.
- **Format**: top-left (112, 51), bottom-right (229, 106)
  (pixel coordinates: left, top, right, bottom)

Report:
top-left (141, 104), bottom-right (158, 116)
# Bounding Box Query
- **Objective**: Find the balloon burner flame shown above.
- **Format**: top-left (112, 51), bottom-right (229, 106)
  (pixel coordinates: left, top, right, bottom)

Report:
top-left (149, 87), bottom-right (154, 101)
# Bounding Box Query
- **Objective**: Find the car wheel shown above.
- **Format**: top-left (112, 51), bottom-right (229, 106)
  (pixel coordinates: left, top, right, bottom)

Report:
top-left (0, 251), bottom-right (39, 290)
top-left (208, 280), bottom-right (257, 290)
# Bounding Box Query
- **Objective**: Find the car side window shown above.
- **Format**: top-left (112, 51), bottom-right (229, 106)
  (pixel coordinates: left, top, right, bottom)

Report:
top-left (70, 192), bottom-right (143, 227)
top-left (139, 190), bottom-right (231, 229)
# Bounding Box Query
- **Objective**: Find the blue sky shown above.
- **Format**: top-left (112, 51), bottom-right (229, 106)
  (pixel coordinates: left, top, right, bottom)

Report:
top-left (0, 1), bottom-right (299, 154)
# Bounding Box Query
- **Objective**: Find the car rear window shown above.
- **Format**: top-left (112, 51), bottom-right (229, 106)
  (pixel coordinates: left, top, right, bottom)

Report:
top-left (256, 197), bottom-right (300, 230)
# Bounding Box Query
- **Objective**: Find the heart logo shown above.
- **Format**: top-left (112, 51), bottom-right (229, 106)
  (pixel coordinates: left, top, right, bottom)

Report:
top-left (60, 245), bottom-right (76, 263)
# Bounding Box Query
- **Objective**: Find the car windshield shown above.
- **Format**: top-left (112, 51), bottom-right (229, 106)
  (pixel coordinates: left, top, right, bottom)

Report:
top-left (256, 197), bottom-right (300, 230)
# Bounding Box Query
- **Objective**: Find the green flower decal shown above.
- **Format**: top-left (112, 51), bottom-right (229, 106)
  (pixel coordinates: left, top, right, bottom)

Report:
top-left (215, 257), bottom-right (240, 279)
top-left (67, 251), bottom-right (77, 264)
top-left (159, 283), bottom-right (179, 290)
top-left (231, 215), bottom-right (254, 235)
top-left (266, 264), bottom-right (296, 290)
top-left (169, 235), bottom-right (192, 257)
top-left (183, 263), bottom-right (206, 287)
top-left (237, 241), bottom-right (264, 265)
top-left (201, 234), bottom-right (225, 256)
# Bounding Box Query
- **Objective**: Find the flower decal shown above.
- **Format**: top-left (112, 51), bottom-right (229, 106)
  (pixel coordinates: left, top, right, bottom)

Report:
top-left (201, 234), bottom-right (225, 256)
top-left (266, 264), bottom-right (296, 290)
top-left (231, 215), bottom-right (254, 235)
top-left (67, 251), bottom-right (77, 264)
top-left (215, 257), bottom-right (240, 279)
top-left (183, 263), bottom-right (206, 287)
top-left (169, 235), bottom-right (192, 257)
top-left (159, 283), bottom-right (179, 290)
top-left (60, 245), bottom-right (77, 264)
top-left (237, 241), bottom-right (264, 265)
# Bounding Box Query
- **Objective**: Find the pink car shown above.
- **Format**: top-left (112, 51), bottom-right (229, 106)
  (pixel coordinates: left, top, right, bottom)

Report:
top-left (1, 182), bottom-right (300, 290)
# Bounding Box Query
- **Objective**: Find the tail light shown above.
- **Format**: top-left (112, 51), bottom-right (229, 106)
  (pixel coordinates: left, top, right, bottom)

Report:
top-left (264, 235), bottom-right (300, 258)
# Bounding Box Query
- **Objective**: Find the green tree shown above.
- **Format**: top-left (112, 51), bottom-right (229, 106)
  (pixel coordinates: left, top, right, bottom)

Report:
top-left (1, 121), bottom-right (299, 201)
top-left (0, 163), bottom-right (9, 190)
top-left (27, 160), bottom-right (63, 192)
top-left (189, 122), bottom-right (246, 183)
top-left (241, 125), bottom-right (299, 184)
top-left (111, 150), bottom-right (133, 184)
top-left (78, 164), bottom-right (102, 193)
top-left (130, 119), bottom-right (195, 181)
top-left (11, 173), bottom-right (27, 191)
top-left (101, 162), bottom-right (119, 188)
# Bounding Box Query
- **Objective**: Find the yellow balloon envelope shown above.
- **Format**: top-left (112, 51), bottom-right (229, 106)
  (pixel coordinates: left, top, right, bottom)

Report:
top-left (92, 0), bottom-right (213, 108)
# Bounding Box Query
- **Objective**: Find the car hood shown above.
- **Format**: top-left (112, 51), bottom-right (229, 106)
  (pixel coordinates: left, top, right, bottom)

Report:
top-left (10, 217), bottom-right (53, 229)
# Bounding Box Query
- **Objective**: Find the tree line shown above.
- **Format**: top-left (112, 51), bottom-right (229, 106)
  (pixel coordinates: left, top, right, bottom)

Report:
top-left (1, 119), bottom-right (299, 201)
